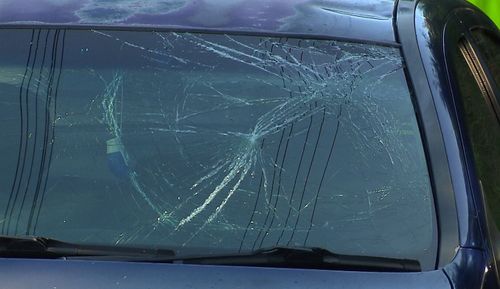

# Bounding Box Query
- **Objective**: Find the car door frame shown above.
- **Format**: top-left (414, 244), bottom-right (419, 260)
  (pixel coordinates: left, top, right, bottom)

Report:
top-left (443, 6), bottom-right (500, 285)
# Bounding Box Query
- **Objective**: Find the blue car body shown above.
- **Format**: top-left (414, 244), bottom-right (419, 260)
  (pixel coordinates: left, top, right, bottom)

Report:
top-left (0, 0), bottom-right (499, 288)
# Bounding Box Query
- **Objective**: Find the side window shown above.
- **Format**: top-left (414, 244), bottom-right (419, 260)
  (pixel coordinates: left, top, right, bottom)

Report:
top-left (452, 36), bottom-right (500, 230)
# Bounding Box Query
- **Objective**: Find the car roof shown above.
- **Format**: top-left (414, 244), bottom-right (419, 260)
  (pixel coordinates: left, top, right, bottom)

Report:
top-left (0, 0), bottom-right (399, 44)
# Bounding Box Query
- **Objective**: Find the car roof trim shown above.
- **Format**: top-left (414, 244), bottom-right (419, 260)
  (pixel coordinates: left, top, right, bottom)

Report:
top-left (0, 24), bottom-right (401, 47)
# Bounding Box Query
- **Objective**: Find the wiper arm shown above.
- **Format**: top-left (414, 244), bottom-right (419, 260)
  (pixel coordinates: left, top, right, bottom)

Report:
top-left (0, 235), bottom-right (175, 259)
top-left (0, 237), bottom-right (420, 272)
top-left (165, 246), bottom-right (421, 272)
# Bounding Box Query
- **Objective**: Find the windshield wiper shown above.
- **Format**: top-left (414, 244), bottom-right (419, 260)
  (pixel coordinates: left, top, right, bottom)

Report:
top-left (157, 246), bottom-right (421, 272)
top-left (0, 235), bottom-right (175, 259)
top-left (0, 236), bottom-right (420, 272)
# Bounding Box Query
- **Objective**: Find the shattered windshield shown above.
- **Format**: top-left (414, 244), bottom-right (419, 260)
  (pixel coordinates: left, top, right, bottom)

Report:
top-left (0, 29), bottom-right (436, 267)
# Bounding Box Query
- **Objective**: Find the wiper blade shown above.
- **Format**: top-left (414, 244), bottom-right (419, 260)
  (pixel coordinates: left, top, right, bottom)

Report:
top-left (0, 237), bottom-right (420, 272)
top-left (164, 246), bottom-right (421, 272)
top-left (0, 235), bottom-right (175, 259)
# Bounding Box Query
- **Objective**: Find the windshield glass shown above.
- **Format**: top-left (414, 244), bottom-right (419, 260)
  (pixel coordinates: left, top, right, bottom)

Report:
top-left (0, 29), bottom-right (436, 268)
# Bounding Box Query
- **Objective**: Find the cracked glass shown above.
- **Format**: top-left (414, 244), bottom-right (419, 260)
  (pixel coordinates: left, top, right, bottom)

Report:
top-left (0, 29), bottom-right (436, 267)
